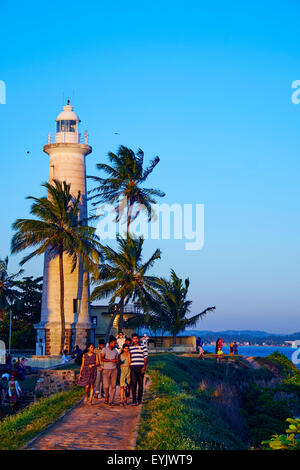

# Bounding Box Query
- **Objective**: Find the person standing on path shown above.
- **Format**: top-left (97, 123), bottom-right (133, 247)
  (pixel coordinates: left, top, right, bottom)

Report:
top-left (119, 343), bottom-right (131, 406)
top-left (129, 333), bottom-right (148, 406)
top-left (94, 339), bottom-right (105, 399)
top-left (77, 343), bottom-right (99, 405)
top-left (198, 338), bottom-right (204, 360)
top-left (72, 345), bottom-right (83, 365)
top-left (101, 336), bottom-right (119, 406)
top-left (116, 332), bottom-right (126, 353)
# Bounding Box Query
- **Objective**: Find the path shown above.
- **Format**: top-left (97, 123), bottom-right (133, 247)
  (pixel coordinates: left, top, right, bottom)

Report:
top-left (26, 377), bottom-right (150, 450)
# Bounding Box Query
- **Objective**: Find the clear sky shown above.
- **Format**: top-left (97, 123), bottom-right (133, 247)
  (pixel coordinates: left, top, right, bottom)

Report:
top-left (0, 0), bottom-right (299, 333)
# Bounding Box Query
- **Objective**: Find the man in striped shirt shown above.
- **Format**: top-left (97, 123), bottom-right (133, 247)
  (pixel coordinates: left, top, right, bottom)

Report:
top-left (129, 333), bottom-right (148, 405)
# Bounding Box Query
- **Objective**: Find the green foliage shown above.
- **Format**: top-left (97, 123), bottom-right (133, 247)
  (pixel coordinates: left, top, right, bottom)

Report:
top-left (136, 355), bottom-right (245, 450)
top-left (90, 233), bottom-right (162, 340)
top-left (145, 270), bottom-right (215, 341)
top-left (0, 256), bottom-right (23, 314)
top-left (268, 351), bottom-right (300, 378)
top-left (0, 276), bottom-right (43, 348)
top-left (0, 386), bottom-right (83, 449)
top-left (11, 180), bottom-right (101, 275)
top-left (11, 180), bottom-right (102, 352)
top-left (262, 418), bottom-right (300, 450)
top-left (88, 145), bottom-right (165, 229)
top-left (241, 383), bottom-right (292, 447)
top-left (13, 276), bottom-right (43, 325)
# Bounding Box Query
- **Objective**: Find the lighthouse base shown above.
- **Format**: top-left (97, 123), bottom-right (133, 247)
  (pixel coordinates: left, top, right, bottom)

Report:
top-left (34, 321), bottom-right (91, 356)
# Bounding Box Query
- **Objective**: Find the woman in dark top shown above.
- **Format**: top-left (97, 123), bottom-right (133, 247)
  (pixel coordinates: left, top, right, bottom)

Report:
top-left (77, 343), bottom-right (99, 404)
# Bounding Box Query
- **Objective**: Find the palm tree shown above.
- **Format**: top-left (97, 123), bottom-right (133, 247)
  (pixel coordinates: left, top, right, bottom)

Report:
top-left (11, 180), bottom-right (102, 354)
top-left (153, 270), bottom-right (215, 344)
top-left (0, 256), bottom-right (23, 320)
top-left (88, 146), bottom-right (165, 232)
top-left (89, 233), bottom-right (162, 342)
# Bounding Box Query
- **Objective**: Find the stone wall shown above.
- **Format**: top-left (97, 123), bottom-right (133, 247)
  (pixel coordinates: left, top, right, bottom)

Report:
top-left (34, 369), bottom-right (76, 400)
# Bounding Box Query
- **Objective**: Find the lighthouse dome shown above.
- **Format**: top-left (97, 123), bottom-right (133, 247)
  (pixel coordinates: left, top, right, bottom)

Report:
top-left (55, 101), bottom-right (81, 142)
top-left (56, 102), bottom-right (80, 122)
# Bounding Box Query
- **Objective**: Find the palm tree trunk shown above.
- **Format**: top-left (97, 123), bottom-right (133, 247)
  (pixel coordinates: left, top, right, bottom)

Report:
top-left (127, 198), bottom-right (133, 234)
top-left (105, 298), bottom-right (124, 344)
top-left (173, 332), bottom-right (176, 345)
top-left (118, 297), bottom-right (125, 334)
top-left (59, 249), bottom-right (65, 355)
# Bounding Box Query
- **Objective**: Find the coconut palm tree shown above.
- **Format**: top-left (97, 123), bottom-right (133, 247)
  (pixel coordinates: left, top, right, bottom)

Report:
top-left (152, 269), bottom-right (215, 344)
top-left (11, 180), bottom-right (102, 353)
top-left (0, 256), bottom-right (23, 320)
top-left (89, 233), bottom-right (162, 342)
top-left (88, 146), bottom-right (165, 232)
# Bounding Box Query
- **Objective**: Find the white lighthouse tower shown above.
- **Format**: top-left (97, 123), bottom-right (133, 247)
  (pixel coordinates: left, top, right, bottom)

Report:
top-left (35, 101), bottom-right (92, 356)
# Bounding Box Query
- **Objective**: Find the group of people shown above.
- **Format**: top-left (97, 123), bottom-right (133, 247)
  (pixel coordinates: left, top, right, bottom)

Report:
top-left (196, 337), bottom-right (239, 363)
top-left (76, 332), bottom-right (148, 407)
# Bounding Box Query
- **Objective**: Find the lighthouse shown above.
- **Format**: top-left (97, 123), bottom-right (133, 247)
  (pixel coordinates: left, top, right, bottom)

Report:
top-left (35, 102), bottom-right (92, 356)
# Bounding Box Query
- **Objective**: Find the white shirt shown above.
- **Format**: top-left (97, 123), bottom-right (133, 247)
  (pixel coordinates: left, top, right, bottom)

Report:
top-left (61, 354), bottom-right (69, 364)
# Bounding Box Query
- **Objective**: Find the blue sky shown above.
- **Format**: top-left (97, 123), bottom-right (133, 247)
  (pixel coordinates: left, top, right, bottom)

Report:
top-left (0, 0), bottom-right (299, 333)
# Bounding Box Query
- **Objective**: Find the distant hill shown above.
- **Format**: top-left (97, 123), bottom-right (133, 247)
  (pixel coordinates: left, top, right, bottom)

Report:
top-left (183, 330), bottom-right (282, 338)
top-left (140, 327), bottom-right (300, 344)
top-left (178, 329), bottom-right (300, 345)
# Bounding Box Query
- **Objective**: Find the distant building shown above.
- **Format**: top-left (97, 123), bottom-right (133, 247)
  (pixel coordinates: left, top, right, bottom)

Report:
top-left (90, 304), bottom-right (142, 343)
top-left (285, 340), bottom-right (298, 348)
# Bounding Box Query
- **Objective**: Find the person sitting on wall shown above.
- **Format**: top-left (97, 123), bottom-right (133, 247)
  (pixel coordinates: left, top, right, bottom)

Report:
top-left (61, 349), bottom-right (70, 364)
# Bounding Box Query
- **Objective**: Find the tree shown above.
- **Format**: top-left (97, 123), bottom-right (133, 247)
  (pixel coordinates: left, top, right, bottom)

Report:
top-left (0, 257), bottom-right (23, 349)
top-left (262, 418), bottom-right (300, 450)
top-left (0, 256), bottom-right (23, 316)
top-left (8, 276), bottom-right (43, 348)
top-left (89, 233), bottom-right (162, 342)
top-left (11, 180), bottom-right (102, 353)
top-left (13, 276), bottom-right (43, 325)
top-left (88, 145), bottom-right (165, 232)
top-left (152, 269), bottom-right (215, 344)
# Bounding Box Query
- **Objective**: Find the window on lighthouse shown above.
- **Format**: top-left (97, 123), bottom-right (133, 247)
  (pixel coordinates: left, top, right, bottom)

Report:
top-left (56, 120), bottom-right (77, 133)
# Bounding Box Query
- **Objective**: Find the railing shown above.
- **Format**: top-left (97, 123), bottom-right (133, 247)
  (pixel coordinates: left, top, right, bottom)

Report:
top-left (47, 131), bottom-right (89, 145)
top-left (9, 349), bottom-right (35, 355)
top-left (123, 304), bottom-right (142, 314)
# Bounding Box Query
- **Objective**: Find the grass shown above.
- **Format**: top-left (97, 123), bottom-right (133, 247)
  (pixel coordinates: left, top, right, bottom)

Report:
top-left (136, 354), bottom-right (247, 450)
top-left (137, 353), bottom-right (300, 450)
top-left (0, 386), bottom-right (83, 450)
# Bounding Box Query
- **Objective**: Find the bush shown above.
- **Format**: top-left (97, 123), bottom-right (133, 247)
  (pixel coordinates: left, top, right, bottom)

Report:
top-left (262, 418), bottom-right (300, 450)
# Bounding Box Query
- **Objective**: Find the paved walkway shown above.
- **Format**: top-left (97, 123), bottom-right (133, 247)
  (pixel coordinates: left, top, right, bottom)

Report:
top-left (26, 378), bottom-right (150, 450)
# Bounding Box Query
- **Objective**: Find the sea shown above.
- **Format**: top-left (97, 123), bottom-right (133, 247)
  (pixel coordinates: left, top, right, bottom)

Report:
top-left (204, 345), bottom-right (300, 369)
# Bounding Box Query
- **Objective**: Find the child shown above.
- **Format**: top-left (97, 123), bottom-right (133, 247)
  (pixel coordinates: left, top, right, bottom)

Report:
top-left (198, 344), bottom-right (204, 360)
top-left (61, 349), bottom-right (69, 364)
top-left (8, 375), bottom-right (22, 409)
top-left (216, 347), bottom-right (223, 364)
